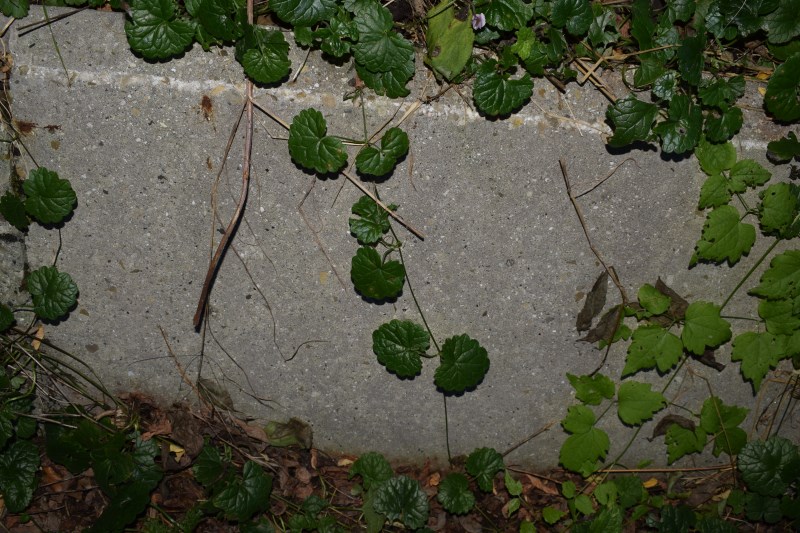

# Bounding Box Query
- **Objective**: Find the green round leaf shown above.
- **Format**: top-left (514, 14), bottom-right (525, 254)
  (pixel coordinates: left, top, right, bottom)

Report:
top-left (22, 167), bottom-right (76, 224)
top-left (434, 334), bottom-right (489, 392)
top-left (269, 0), bottom-right (337, 26)
top-left (739, 437), bottom-right (799, 497)
top-left (653, 94), bottom-right (702, 154)
top-left (26, 266), bottom-right (78, 321)
top-left (623, 325), bottom-right (683, 376)
top-left (0, 0), bottom-right (28, 18)
top-left (355, 127), bottom-right (409, 176)
top-left (695, 138), bottom-right (736, 175)
top-left (465, 447), bottom-right (504, 492)
top-left (763, 0), bottom-right (800, 44)
top-left (606, 94), bottom-right (658, 147)
top-left (355, 57), bottom-right (414, 98)
top-left (0, 440), bottom-right (39, 513)
top-left (373, 476), bottom-right (429, 529)
top-left (125, 0), bottom-right (195, 60)
top-left (759, 182), bottom-right (800, 238)
top-left (566, 373), bottom-right (614, 406)
top-left (353, 3), bottom-right (414, 72)
top-left (562, 404), bottom-right (596, 434)
top-left (765, 52), bottom-right (800, 121)
top-left (638, 284), bottom-right (671, 315)
top-left (349, 195), bottom-right (392, 244)
top-left (350, 247), bottom-right (405, 300)
top-left (288, 108), bottom-right (348, 174)
top-left (0, 304), bottom-right (14, 333)
top-left (729, 159), bottom-right (772, 192)
top-left (473, 61), bottom-right (533, 116)
top-left (0, 192), bottom-right (29, 231)
top-left (437, 473), bottom-right (475, 514)
top-left (559, 428), bottom-right (609, 477)
top-left (372, 320), bottom-right (430, 378)
top-left (704, 106), bottom-right (743, 143)
top-left (483, 0), bottom-right (533, 31)
top-left (551, 0), bottom-right (592, 36)
top-left (196, 0), bottom-right (242, 41)
top-left (235, 25), bottom-right (291, 84)
top-left (349, 451), bottom-right (394, 490)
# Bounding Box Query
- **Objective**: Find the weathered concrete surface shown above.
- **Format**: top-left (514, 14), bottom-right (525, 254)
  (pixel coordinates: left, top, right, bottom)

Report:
top-left (6, 7), bottom-right (797, 466)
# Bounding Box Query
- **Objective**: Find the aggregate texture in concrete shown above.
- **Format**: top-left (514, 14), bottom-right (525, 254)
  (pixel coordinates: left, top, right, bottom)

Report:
top-left (6, 7), bottom-right (798, 467)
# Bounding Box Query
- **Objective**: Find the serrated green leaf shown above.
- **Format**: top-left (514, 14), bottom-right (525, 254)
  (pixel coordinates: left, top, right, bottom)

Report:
top-left (269, 0), bottom-right (336, 25)
top-left (87, 481), bottom-right (154, 533)
top-left (349, 195), bottom-right (392, 244)
top-left (23, 167), bottom-right (76, 224)
top-left (682, 301), bottom-right (731, 355)
top-left (617, 381), bottom-right (666, 426)
top-left (562, 404), bottom-right (596, 434)
top-left (744, 492), bottom-right (783, 523)
top-left (767, 131), bottom-right (800, 163)
top-left (372, 320), bottom-right (429, 378)
top-left (0, 440), bottom-right (39, 513)
top-left (750, 250), bottom-right (800, 299)
top-left (654, 94), bottom-right (702, 154)
top-left (351, 247), bottom-right (405, 299)
top-left (630, 0), bottom-right (655, 49)
top-left (125, 0), bottom-right (195, 60)
top-left (729, 159), bottom-right (772, 192)
top-left (699, 396), bottom-right (748, 456)
top-left (560, 428), bottom-right (609, 476)
top-left (677, 34), bottom-right (705, 86)
top-left (0, 193), bottom-right (29, 231)
top-left (26, 266), bottom-right (78, 321)
top-left (356, 127), bottom-right (409, 176)
top-left (639, 284), bottom-right (671, 315)
top-left (288, 108), bottom-right (347, 174)
top-left (699, 173), bottom-right (732, 209)
top-left (355, 57), bottom-right (414, 98)
top-left (473, 60), bottom-right (533, 116)
top-left (694, 205), bottom-right (756, 265)
top-left (510, 27), bottom-right (536, 60)
top-left (373, 476), bottom-right (428, 529)
top-left (349, 451), bottom-right (393, 489)
top-left (666, 424), bottom-right (707, 464)
top-left (732, 331), bottom-right (784, 391)
top-left (759, 298), bottom-right (800, 334)
top-left (466, 447), bottom-right (504, 492)
top-left (566, 373), bottom-right (615, 405)
top-left (434, 334), bottom-right (490, 392)
top-left (699, 76), bottom-right (745, 107)
top-left (739, 437), bottom-right (799, 497)
top-left (573, 493), bottom-right (593, 516)
top-left (759, 182), bottom-right (800, 238)
top-left (623, 325), bottom-right (683, 376)
top-left (551, 0), bottom-right (592, 36)
top-left (483, 0), bottom-right (532, 31)
top-left (437, 473), bottom-right (475, 514)
top-left (763, 0), bottom-right (800, 43)
top-left (0, 0), bottom-right (28, 18)
top-left (213, 461), bottom-right (272, 521)
top-left (696, 138), bottom-right (736, 175)
top-left (606, 95), bottom-right (658, 147)
top-left (235, 25), bottom-right (291, 84)
top-left (704, 106), bottom-right (743, 143)
top-left (196, 0), bottom-right (242, 41)
top-left (0, 304), bottom-right (14, 333)
top-left (504, 469), bottom-right (522, 496)
top-left (765, 52), bottom-right (800, 121)
top-left (425, 0), bottom-right (474, 81)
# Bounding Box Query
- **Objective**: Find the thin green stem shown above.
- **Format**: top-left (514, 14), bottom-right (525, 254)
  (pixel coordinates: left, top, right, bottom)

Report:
top-left (720, 238), bottom-right (780, 311)
top-left (443, 394), bottom-right (452, 463)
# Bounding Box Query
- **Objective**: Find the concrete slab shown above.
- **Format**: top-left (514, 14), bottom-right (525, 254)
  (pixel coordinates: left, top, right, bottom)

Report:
top-left (6, 7), bottom-right (798, 466)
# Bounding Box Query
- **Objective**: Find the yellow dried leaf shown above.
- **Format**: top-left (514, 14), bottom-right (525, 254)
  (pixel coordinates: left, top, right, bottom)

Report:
top-left (643, 478), bottom-right (659, 489)
top-left (169, 443), bottom-right (185, 462)
top-left (32, 324), bottom-right (45, 350)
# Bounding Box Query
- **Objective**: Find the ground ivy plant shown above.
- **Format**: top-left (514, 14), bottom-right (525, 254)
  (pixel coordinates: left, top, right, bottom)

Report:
top-left (0, 166), bottom-right (79, 331)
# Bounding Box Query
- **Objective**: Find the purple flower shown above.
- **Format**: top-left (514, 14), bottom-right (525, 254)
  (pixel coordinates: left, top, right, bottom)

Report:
top-left (472, 13), bottom-right (486, 31)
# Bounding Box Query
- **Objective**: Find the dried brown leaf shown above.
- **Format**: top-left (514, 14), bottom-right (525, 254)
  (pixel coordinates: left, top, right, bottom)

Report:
top-left (579, 304), bottom-right (622, 343)
top-left (656, 277), bottom-right (689, 320)
top-left (577, 271), bottom-right (608, 331)
top-left (651, 414), bottom-right (696, 440)
top-left (692, 349), bottom-right (725, 371)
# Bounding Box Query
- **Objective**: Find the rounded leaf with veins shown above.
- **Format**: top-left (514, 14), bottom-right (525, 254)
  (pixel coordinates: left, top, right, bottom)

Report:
top-left (372, 320), bottom-right (429, 377)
